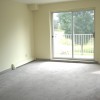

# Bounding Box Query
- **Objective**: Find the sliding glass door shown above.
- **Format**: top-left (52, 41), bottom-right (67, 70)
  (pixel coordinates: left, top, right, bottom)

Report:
top-left (52, 10), bottom-right (94, 59)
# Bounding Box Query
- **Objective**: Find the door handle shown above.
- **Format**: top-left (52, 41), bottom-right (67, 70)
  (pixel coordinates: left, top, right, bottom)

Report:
top-left (93, 32), bottom-right (95, 38)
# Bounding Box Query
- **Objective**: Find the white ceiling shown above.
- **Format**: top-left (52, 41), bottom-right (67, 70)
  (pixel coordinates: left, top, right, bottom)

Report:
top-left (13, 0), bottom-right (79, 4)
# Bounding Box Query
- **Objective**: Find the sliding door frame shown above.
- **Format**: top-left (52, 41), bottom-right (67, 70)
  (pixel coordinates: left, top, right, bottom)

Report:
top-left (51, 9), bottom-right (95, 60)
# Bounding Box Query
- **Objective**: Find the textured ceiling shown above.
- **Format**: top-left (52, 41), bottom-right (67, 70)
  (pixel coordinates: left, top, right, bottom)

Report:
top-left (13, 0), bottom-right (79, 4)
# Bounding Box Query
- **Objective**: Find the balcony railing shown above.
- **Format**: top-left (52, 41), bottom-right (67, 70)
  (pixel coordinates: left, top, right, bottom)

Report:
top-left (53, 34), bottom-right (94, 59)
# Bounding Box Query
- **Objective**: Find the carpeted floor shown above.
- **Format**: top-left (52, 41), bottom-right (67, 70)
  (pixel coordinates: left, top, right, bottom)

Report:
top-left (0, 61), bottom-right (100, 100)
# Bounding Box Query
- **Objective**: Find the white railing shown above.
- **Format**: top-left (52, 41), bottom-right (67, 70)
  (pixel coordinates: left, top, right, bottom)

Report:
top-left (54, 34), bottom-right (94, 57)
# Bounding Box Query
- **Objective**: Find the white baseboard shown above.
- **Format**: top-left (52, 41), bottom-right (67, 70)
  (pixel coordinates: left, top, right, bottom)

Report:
top-left (0, 58), bottom-right (34, 75)
top-left (14, 58), bottom-right (34, 68)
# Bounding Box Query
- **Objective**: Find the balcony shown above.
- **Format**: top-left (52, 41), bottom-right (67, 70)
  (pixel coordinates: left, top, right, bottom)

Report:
top-left (53, 33), bottom-right (94, 59)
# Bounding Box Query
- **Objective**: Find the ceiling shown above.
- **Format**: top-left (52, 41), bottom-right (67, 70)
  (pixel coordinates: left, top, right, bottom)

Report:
top-left (13, 0), bottom-right (79, 4)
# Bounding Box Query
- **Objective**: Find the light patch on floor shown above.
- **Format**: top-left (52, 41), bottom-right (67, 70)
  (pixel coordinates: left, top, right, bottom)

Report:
top-left (91, 71), bottom-right (100, 75)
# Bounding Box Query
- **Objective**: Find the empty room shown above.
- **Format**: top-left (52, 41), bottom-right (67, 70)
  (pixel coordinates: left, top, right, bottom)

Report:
top-left (0, 0), bottom-right (100, 100)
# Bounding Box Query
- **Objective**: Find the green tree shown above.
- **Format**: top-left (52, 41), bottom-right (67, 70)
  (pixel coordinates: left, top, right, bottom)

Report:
top-left (57, 10), bottom-right (94, 44)
top-left (57, 12), bottom-right (72, 34)
top-left (58, 10), bottom-right (94, 34)
top-left (73, 10), bottom-right (94, 34)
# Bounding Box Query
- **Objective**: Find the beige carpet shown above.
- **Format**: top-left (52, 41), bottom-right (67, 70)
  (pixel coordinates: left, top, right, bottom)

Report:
top-left (0, 61), bottom-right (100, 100)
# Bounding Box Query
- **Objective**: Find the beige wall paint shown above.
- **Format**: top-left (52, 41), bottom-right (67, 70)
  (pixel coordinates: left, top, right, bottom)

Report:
top-left (34, 0), bottom-right (100, 62)
top-left (0, 0), bottom-right (100, 72)
top-left (0, 0), bottom-right (34, 72)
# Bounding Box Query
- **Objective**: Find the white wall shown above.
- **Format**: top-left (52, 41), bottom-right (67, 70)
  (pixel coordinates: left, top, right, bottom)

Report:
top-left (0, 0), bottom-right (100, 72)
top-left (34, 0), bottom-right (100, 62)
top-left (0, 0), bottom-right (34, 72)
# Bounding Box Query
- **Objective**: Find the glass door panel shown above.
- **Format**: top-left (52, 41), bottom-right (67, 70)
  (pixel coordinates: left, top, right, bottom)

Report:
top-left (73, 10), bottom-right (94, 59)
top-left (53, 12), bottom-right (72, 58)
top-left (52, 10), bottom-right (94, 60)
